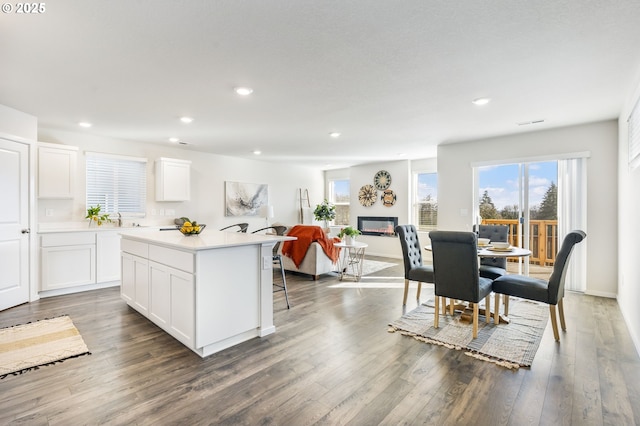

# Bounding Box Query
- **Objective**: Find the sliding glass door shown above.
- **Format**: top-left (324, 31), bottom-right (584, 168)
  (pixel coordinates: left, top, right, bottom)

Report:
top-left (476, 161), bottom-right (558, 278)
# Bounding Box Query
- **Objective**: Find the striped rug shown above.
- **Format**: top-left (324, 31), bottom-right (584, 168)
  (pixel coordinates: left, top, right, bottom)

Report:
top-left (388, 298), bottom-right (548, 369)
top-left (0, 315), bottom-right (90, 379)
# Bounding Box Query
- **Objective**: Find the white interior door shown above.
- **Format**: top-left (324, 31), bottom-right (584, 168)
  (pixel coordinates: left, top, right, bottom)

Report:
top-left (0, 138), bottom-right (30, 311)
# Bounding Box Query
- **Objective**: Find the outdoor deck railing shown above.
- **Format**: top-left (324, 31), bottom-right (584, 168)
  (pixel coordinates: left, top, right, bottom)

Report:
top-left (481, 219), bottom-right (558, 266)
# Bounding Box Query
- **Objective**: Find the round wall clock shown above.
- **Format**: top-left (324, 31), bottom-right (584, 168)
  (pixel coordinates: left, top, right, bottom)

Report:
top-left (381, 189), bottom-right (396, 207)
top-left (358, 184), bottom-right (377, 207)
top-left (373, 170), bottom-right (392, 190)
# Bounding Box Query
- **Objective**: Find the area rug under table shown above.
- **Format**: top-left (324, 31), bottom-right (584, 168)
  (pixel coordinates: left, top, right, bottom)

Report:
top-left (0, 315), bottom-right (90, 379)
top-left (388, 298), bottom-right (548, 369)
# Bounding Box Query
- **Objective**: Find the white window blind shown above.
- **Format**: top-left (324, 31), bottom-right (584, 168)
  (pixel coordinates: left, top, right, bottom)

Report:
top-left (629, 96), bottom-right (640, 168)
top-left (86, 152), bottom-right (147, 217)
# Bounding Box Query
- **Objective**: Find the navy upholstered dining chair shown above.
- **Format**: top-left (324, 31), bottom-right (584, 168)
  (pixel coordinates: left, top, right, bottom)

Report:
top-left (429, 230), bottom-right (494, 339)
top-left (492, 230), bottom-right (586, 341)
top-left (475, 224), bottom-right (509, 280)
top-left (395, 225), bottom-right (434, 306)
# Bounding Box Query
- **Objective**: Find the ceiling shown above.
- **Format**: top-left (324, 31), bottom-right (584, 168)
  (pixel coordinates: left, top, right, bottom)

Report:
top-left (2, 1), bottom-right (640, 170)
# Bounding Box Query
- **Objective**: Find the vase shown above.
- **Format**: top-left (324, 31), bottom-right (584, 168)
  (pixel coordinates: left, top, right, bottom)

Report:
top-left (345, 235), bottom-right (355, 245)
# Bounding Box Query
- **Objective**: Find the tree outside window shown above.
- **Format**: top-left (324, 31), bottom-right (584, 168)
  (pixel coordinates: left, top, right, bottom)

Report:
top-left (415, 173), bottom-right (437, 231)
top-left (329, 179), bottom-right (350, 225)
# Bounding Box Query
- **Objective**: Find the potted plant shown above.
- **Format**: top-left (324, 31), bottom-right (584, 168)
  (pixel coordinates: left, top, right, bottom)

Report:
top-left (338, 226), bottom-right (361, 244)
top-left (313, 199), bottom-right (336, 230)
top-left (85, 205), bottom-right (111, 227)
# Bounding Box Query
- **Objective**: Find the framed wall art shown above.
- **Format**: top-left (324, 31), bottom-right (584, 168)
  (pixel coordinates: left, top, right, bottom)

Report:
top-left (225, 181), bottom-right (268, 216)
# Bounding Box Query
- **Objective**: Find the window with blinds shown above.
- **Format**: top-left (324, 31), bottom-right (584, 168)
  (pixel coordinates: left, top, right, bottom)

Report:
top-left (629, 96), bottom-right (640, 168)
top-left (86, 152), bottom-right (147, 217)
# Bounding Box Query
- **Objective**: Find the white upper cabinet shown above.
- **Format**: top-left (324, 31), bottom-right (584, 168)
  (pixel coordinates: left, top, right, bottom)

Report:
top-left (38, 142), bottom-right (78, 199)
top-left (155, 157), bottom-right (191, 201)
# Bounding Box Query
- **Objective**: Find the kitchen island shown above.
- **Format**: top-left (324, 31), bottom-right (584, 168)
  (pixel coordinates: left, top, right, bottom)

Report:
top-left (120, 230), bottom-right (293, 358)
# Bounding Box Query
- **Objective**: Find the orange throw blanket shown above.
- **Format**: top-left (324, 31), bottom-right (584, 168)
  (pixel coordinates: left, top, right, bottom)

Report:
top-left (281, 225), bottom-right (341, 268)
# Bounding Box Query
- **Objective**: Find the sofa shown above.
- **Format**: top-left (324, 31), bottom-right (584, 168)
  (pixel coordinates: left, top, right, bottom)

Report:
top-left (277, 225), bottom-right (340, 280)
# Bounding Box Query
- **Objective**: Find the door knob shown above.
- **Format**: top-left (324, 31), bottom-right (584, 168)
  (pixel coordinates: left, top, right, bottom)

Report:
top-left (21, 228), bottom-right (30, 234)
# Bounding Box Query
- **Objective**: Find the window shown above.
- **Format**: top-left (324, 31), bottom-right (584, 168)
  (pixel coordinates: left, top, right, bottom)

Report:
top-left (86, 152), bottom-right (147, 217)
top-left (414, 172), bottom-right (437, 231)
top-left (329, 179), bottom-right (350, 225)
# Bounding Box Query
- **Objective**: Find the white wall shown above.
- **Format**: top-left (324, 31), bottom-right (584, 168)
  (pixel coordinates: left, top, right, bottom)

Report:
top-left (618, 80), bottom-right (640, 356)
top-left (325, 158), bottom-right (437, 258)
top-left (0, 104), bottom-right (37, 140)
top-left (437, 120), bottom-right (619, 297)
top-left (37, 129), bottom-right (324, 231)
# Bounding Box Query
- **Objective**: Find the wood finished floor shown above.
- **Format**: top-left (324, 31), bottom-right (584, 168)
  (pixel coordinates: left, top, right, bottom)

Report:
top-left (1, 257), bottom-right (639, 425)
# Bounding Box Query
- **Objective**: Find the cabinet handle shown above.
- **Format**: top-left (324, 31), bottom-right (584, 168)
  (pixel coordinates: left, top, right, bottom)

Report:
top-left (21, 228), bottom-right (30, 234)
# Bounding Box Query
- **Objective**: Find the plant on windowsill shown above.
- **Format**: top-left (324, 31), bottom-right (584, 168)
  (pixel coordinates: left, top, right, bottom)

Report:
top-left (86, 205), bottom-right (111, 227)
top-left (338, 226), bottom-right (361, 244)
top-left (313, 199), bottom-right (336, 230)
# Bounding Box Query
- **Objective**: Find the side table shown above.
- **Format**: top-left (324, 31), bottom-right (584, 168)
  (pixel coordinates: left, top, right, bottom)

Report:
top-left (335, 241), bottom-right (368, 281)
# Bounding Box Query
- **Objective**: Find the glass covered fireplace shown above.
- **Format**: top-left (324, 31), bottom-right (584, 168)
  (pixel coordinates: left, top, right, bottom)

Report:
top-left (357, 216), bottom-right (398, 237)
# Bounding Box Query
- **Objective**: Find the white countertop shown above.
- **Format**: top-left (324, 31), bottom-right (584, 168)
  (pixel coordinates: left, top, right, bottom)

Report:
top-left (38, 224), bottom-right (161, 234)
top-left (120, 229), bottom-right (295, 251)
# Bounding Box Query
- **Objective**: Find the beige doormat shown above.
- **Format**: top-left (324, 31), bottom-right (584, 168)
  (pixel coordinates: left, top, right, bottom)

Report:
top-left (388, 298), bottom-right (548, 369)
top-left (0, 315), bottom-right (90, 379)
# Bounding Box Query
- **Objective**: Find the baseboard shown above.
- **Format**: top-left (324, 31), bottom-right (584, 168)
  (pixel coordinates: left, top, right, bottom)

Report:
top-left (584, 289), bottom-right (617, 299)
top-left (39, 280), bottom-right (120, 298)
top-left (618, 301), bottom-right (640, 359)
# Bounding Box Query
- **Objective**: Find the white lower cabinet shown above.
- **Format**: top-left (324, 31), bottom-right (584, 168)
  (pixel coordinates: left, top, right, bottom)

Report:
top-left (40, 232), bottom-right (96, 291)
top-left (121, 252), bottom-right (149, 316)
top-left (122, 241), bottom-right (195, 349)
top-left (149, 261), bottom-right (195, 348)
top-left (97, 231), bottom-right (121, 283)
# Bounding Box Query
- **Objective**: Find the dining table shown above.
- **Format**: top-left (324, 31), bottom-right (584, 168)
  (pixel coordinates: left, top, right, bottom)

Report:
top-left (424, 244), bottom-right (532, 324)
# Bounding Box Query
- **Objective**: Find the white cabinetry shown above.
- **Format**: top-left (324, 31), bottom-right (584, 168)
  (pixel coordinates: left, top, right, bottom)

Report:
top-left (40, 230), bottom-right (122, 293)
top-left (149, 261), bottom-right (195, 347)
top-left (38, 142), bottom-right (78, 199)
top-left (41, 233), bottom-right (95, 290)
top-left (155, 157), bottom-right (191, 201)
top-left (96, 231), bottom-right (121, 283)
top-left (121, 251), bottom-right (149, 316)
top-left (121, 238), bottom-right (195, 348)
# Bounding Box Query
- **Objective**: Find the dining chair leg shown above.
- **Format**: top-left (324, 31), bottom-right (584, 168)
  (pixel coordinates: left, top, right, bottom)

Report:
top-left (504, 295), bottom-right (510, 316)
top-left (417, 282), bottom-right (422, 301)
top-left (403, 279), bottom-right (410, 305)
top-left (449, 298), bottom-right (454, 316)
top-left (549, 305), bottom-right (560, 341)
top-left (472, 303), bottom-right (479, 338)
top-left (434, 296), bottom-right (440, 329)
top-left (494, 293), bottom-right (500, 325)
top-left (558, 298), bottom-right (566, 331)
top-left (485, 295), bottom-right (490, 323)
top-left (442, 298), bottom-right (447, 316)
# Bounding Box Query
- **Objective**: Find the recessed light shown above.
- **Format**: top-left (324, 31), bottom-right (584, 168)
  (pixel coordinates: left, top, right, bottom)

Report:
top-left (253, 150), bottom-right (261, 155)
top-left (169, 137), bottom-right (180, 143)
top-left (329, 132), bottom-right (341, 138)
top-left (235, 87), bottom-right (254, 96)
top-left (180, 116), bottom-right (194, 123)
top-left (78, 122), bottom-right (92, 128)
top-left (472, 98), bottom-right (491, 106)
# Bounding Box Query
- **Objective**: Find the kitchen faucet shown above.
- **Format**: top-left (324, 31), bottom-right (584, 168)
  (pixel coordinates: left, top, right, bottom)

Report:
top-left (117, 212), bottom-right (122, 227)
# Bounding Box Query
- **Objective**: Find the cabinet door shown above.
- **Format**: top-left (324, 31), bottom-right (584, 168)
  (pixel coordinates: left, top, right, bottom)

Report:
top-left (97, 232), bottom-right (121, 283)
top-left (121, 252), bottom-right (136, 304)
top-left (148, 261), bottom-right (194, 347)
top-left (38, 145), bottom-right (77, 199)
top-left (121, 252), bottom-right (149, 316)
top-left (155, 158), bottom-right (191, 201)
top-left (149, 261), bottom-right (171, 328)
top-left (169, 268), bottom-right (194, 347)
top-left (41, 244), bottom-right (95, 290)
